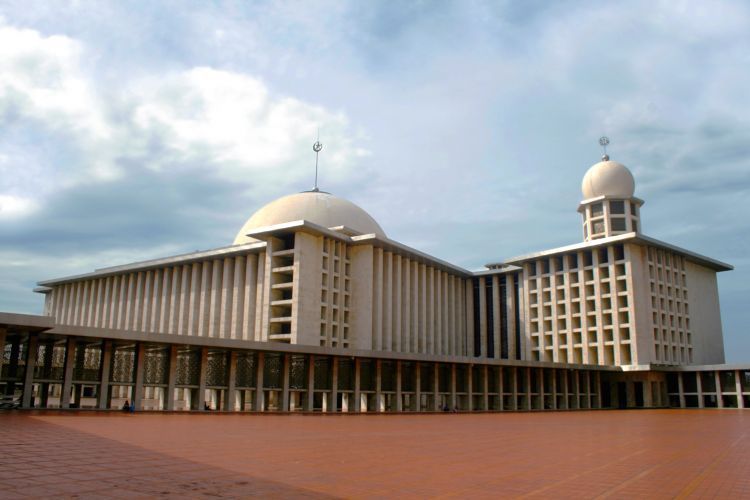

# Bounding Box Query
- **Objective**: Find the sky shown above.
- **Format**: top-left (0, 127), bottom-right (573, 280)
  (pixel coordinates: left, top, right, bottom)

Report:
top-left (1, 0), bottom-right (748, 361)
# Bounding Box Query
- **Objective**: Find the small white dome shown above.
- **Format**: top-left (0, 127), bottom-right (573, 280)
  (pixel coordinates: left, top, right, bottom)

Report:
top-left (581, 159), bottom-right (635, 199)
top-left (234, 191), bottom-right (386, 244)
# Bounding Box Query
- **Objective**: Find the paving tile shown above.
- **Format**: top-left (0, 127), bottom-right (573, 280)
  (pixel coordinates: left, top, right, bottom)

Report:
top-left (0, 410), bottom-right (748, 497)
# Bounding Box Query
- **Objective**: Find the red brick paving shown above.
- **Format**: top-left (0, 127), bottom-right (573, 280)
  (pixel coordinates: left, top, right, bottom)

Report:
top-left (0, 410), bottom-right (749, 498)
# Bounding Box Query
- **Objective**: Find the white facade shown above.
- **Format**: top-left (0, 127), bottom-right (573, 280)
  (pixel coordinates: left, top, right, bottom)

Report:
top-left (36, 156), bottom-right (731, 369)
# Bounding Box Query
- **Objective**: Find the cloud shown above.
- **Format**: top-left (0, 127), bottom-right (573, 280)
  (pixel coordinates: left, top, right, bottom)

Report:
top-left (0, 23), bottom-right (366, 206)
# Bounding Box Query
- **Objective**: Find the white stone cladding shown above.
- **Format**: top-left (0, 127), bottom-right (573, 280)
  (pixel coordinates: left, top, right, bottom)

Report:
top-left (47, 251), bottom-right (265, 341)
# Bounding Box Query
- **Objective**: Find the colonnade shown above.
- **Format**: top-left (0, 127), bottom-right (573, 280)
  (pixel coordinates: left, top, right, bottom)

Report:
top-left (1, 330), bottom-right (610, 412)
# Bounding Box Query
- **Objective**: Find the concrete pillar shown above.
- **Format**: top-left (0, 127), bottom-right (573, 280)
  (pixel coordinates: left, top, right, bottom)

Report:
top-left (644, 378), bottom-right (654, 408)
top-left (98, 340), bottom-right (113, 409)
top-left (21, 334), bottom-right (38, 408)
top-left (736, 370), bottom-right (745, 409)
top-left (132, 343), bottom-right (146, 410)
top-left (594, 371), bottom-right (601, 409)
top-left (482, 366), bottom-right (489, 411)
top-left (225, 351), bottom-right (237, 411)
top-left (695, 372), bottom-right (704, 408)
top-left (375, 359), bottom-right (382, 412)
top-left (165, 345), bottom-right (177, 411)
top-left (466, 365), bottom-right (473, 411)
top-left (331, 357), bottom-right (339, 412)
top-left (195, 347), bottom-right (208, 410)
top-left (353, 358), bottom-right (361, 413)
top-left (6, 336), bottom-right (20, 395)
top-left (715, 371), bottom-right (724, 408)
top-left (525, 367), bottom-right (532, 411)
top-left (59, 337), bottom-right (76, 409)
top-left (498, 366), bottom-right (504, 411)
top-left (255, 352), bottom-right (265, 411)
top-left (551, 370), bottom-right (558, 410)
top-left (537, 368), bottom-right (544, 410)
top-left (395, 361), bottom-right (402, 412)
top-left (450, 363), bottom-right (457, 410)
top-left (281, 354), bottom-right (290, 412)
top-left (0, 328), bottom-right (6, 369)
top-left (414, 362), bottom-right (421, 412)
top-left (562, 370), bottom-right (569, 410)
top-left (677, 372), bottom-right (686, 408)
top-left (512, 367), bottom-right (519, 411)
top-left (433, 363), bottom-right (440, 412)
top-left (305, 354), bottom-right (314, 412)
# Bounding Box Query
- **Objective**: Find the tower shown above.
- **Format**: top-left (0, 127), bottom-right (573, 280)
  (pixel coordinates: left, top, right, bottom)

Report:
top-left (578, 140), bottom-right (643, 242)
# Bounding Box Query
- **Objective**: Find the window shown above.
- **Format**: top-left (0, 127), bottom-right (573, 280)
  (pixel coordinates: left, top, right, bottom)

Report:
top-left (593, 221), bottom-right (605, 234)
top-left (591, 203), bottom-right (604, 217)
top-left (610, 200), bottom-right (625, 214)
top-left (610, 218), bottom-right (626, 231)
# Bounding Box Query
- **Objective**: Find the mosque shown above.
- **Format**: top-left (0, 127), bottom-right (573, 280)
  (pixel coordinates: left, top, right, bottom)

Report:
top-left (1, 143), bottom-right (748, 412)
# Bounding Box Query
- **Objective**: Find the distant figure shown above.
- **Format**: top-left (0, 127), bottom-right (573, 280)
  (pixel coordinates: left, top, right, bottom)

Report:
top-left (442, 404), bottom-right (449, 412)
top-left (129, 401), bottom-right (135, 413)
top-left (122, 400), bottom-right (130, 413)
top-left (453, 406), bottom-right (458, 413)
top-left (204, 402), bottom-right (211, 411)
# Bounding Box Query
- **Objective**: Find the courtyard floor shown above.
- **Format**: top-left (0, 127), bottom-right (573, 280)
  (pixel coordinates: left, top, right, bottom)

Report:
top-left (0, 409), bottom-right (748, 498)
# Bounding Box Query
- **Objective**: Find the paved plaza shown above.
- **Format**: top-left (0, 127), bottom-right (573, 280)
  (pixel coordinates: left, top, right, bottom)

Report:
top-left (0, 410), bottom-right (749, 498)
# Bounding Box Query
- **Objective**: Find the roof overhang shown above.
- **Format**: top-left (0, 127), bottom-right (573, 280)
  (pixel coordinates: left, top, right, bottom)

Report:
top-left (37, 241), bottom-right (267, 287)
top-left (0, 312), bottom-right (54, 332)
top-left (488, 232), bottom-right (733, 272)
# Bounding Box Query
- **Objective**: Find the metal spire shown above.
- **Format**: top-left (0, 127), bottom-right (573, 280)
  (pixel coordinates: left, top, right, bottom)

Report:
top-left (312, 129), bottom-right (323, 192)
top-left (599, 136), bottom-right (610, 161)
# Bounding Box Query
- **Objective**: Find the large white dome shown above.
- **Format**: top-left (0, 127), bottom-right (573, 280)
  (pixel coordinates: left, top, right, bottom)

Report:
top-left (581, 159), bottom-right (635, 200)
top-left (234, 191), bottom-right (386, 244)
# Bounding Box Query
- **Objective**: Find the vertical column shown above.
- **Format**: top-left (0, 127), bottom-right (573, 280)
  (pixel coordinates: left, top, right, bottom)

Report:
top-left (432, 363), bottom-right (440, 412)
top-left (281, 354), bottom-right (290, 412)
top-left (21, 334), bottom-right (38, 408)
top-left (562, 370), bottom-right (569, 410)
top-left (450, 363), bottom-right (457, 410)
top-left (330, 357), bottom-right (339, 412)
top-left (537, 368), bottom-right (544, 410)
top-left (165, 345), bottom-right (178, 411)
top-left (696, 372), bottom-right (704, 409)
top-left (305, 354), bottom-right (314, 412)
top-left (551, 370), bottom-right (558, 410)
top-left (353, 358), bottom-right (361, 413)
top-left (736, 370), bottom-right (745, 409)
top-left (677, 372), bottom-right (686, 408)
top-left (0, 328), bottom-right (6, 369)
top-left (98, 340), bottom-right (113, 409)
top-left (594, 371), bottom-right (601, 409)
top-left (482, 366), bottom-right (489, 411)
top-left (395, 361), bottom-right (402, 412)
top-left (132, 343), bottom-right (146, 410)
top-left (225, 351), bottom-right (237, 411)
top-left (498, 366), bottom-right (504, 411)
top-left (255, 352), bottom-right (265, 411)
top-left (526, 367), bottom-right (532, 411)
top-left (714, 371), bottom-right (724, 409)
top-left (415, 362), bottom-right (421, 412)
top-left (467, 365), bottom-right (473, 411)
top-left (511, 367), bottom-right (518, 411)
top-left (59, 337), bottom-right (76, 409)
top-left (375, 359), bottom-right (382, 412)
top-left (195, 347), bottom-right (208, 410)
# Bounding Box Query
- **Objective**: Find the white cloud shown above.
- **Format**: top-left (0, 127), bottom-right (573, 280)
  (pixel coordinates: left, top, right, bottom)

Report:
top-left (0, 24), bottom-right (366, 217)
top-left (0, 194), bottom-right (38, 218)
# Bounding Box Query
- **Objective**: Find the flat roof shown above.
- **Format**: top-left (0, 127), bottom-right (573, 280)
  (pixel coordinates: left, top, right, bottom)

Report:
top-left (488, 232), bottom-right (733, 272)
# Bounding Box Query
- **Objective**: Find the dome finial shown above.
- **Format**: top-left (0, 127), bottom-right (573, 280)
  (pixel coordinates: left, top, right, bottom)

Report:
top-left (599, 136), bottom-right (610, 161)
top-left (312, 128), bottom-right (323, 192)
